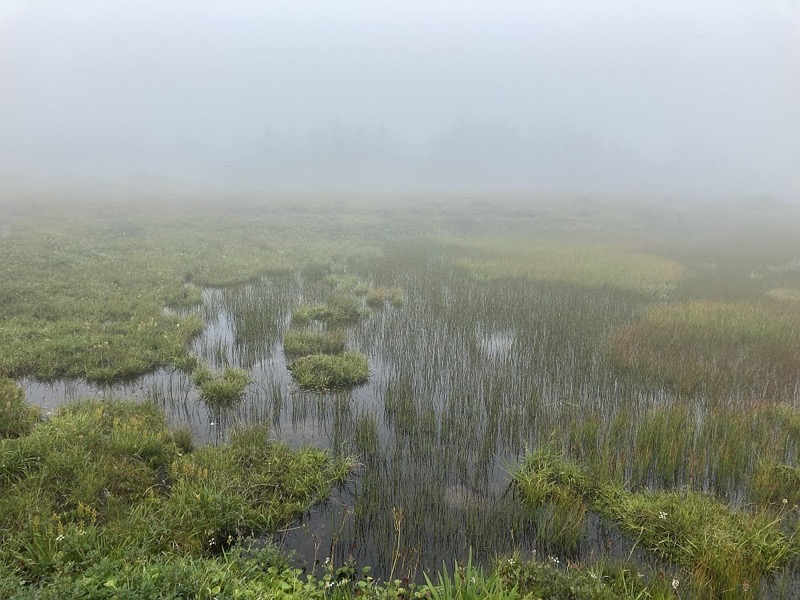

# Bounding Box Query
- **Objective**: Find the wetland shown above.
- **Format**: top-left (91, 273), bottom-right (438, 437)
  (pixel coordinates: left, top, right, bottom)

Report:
top-left (2, 196), bottom-right (800, 598)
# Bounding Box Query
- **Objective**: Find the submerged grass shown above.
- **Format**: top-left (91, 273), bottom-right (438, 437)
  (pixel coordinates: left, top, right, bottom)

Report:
top-left (288, 352), bottom-right (369, 391)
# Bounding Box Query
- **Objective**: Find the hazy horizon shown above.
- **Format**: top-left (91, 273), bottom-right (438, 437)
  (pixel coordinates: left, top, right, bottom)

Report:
top-left (1, 1), bottom-right (798, 201)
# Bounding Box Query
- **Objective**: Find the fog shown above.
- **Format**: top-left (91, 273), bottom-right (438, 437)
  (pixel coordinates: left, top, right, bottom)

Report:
top-left (1, 0), bottom-right (798, 200)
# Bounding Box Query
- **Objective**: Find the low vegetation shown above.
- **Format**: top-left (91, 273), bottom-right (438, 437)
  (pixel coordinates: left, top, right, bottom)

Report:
top-left (366, 287), bottom-right (405, 308)
top-left (288, 352), bottom-right (370, 391)
top-left (283, 329), bottom-right (347, 357)
top-left (0, 398), bottom-right (353, 597)
top-left (192, 366), bottom-right (251, 408)
top-left (514, 449), bottom-right (800, 598)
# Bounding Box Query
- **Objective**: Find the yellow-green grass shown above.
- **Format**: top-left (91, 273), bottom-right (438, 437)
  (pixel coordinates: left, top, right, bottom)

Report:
top-left (441, 236), bottom-right (685, 294)
top-left (283, 329), bottom-right (346, 357)
top-left (611, 300), bottom-right (800, 397)
top-left (288, 352), bottom-right (369, 391)
top-left (766, 288), bottom-right (800, 302)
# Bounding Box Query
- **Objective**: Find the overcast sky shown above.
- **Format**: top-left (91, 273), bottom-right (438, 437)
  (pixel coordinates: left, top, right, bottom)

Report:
top-left (1, 0), bottom-right (798, 198)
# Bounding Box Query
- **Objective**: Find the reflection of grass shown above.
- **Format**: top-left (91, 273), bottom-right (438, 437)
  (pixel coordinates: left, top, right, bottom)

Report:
top-left (611, 301), bottom-right (800, 397)
top-left (283, 329), bottom-right (346, 357)
top-left (514, 450), bottom-right (800, 598)
top-left (288, 352), bottom-right (369, 391)
top-left (442, 236), bottom-right (685, 293)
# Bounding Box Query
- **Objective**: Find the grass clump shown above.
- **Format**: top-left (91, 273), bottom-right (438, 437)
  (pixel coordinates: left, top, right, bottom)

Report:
top-left (0, 379), bottom-right (39, 439)
top-left (192, 366), bottom-right (251, 408)
top-left (366, 287), bottom-right (405, 308)
top-left (288, 352), bottom-right (369, 391)
top-left (292, 294), bottom-right (364, 325)
top-left (283, 329), bottom-right (346, 357)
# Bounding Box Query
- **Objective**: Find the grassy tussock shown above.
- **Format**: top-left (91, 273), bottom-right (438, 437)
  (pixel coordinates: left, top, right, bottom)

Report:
top-left (292, 294), bottom-right (365, 325)
top-left (366, 287), bottom-right (405, 308)
top-left (192, 367), bottom-right (251, 409)
top-left (514, 450), bottom-right (800, 598)
top-left (442, 236), bottom-right (685, 293)
top-left (283, 329), bottom-right (346, 357)
top-left (288, 352), bottom-right (369, 391)
top-left (0, 399), bottom-right (353, 593)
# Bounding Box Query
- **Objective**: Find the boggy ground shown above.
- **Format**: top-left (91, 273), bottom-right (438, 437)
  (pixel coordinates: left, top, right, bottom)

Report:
top-left (2, 195), bottom-right (800, 597)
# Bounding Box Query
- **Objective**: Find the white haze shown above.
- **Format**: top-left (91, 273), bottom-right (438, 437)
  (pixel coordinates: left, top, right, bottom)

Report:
top-left (1, 0), bottom-right (798, 200)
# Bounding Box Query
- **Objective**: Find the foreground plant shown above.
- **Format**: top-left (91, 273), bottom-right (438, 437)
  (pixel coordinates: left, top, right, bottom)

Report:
top-left (513, 449), bottom-right (800, 598)
top-left (0, 399), bottom-right (353, 596)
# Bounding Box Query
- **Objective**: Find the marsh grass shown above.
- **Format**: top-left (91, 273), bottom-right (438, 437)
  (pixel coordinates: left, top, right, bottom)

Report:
top-left (283, 329), bottom-right (347, 357)
top-left (192, 366), bottom-right (251, 409)
top-left (292, 294), bottom-right (365, 325)
top-left (514, 451), bottom-right (800, 598)
top-left (0, 378), bottom-right (40, 438)
top-left (441, 236), bottom-right (685, 294)
top-left (366, 287), bottom-right (405, 308)
top-left (611, 301), bottom-right (800, 398)
top-left (288, 352), bottom-right (369, 391)
top-left (0, 399), bottom-right (353, 594)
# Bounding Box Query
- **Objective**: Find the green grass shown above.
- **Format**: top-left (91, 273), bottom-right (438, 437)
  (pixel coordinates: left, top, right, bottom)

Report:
top-left (292, 294), bottom-right (365, 325)
top-left (283, 329), bottom-right (347, 357)
top-left (288, 352), bottom-right (369, 391)
top-left (365, 287), bottom-right (405, 308)
top-left (0, 378), bottom-right (40, 439)
top-left (513, 450), bottom-right (800, 598)
top-left (192, 366), bottom-right (251, 409)
top-left (0, 398), bottom-right (354, 595)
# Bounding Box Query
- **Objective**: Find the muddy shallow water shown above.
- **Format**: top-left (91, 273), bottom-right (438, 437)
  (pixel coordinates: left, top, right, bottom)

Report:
top-left (19, 262), bottom-right (800, 593)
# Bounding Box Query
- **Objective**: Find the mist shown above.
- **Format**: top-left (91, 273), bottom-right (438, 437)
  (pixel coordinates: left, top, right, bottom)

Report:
top-left (1, 0), bottom-right (798, 200)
